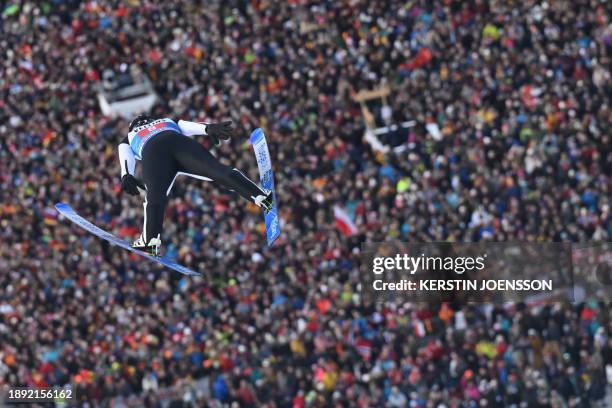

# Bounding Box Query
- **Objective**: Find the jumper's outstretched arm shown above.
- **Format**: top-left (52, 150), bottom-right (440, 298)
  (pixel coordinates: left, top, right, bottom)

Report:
top-left (177, 120), bottom-right (208, 137)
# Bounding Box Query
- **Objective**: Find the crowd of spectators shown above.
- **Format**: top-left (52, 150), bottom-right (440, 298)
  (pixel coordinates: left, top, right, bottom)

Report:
top-left (0, 0), bottom-right (611, 406)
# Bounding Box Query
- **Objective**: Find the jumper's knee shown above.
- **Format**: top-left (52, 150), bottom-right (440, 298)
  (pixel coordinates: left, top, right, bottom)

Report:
top-left (145, 190), bottom-right (168, 206)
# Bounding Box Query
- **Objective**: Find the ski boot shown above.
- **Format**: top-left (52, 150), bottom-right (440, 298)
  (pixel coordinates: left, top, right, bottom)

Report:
top-left (253, 189), bottom-right (274, 214)
top-left (133, 235), bottom-right (162, 257)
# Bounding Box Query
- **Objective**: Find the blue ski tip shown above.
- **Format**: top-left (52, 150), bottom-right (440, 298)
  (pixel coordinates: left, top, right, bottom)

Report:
top-left (55, 202), bottom-right (70, 212)
top-left (250, 128), bottom-right (264, 144)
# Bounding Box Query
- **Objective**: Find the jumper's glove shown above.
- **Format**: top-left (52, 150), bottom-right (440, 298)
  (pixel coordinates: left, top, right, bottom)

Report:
top-left (206, 121), bottom-right (234, 146)
top-left (121, 174), bottom-right (145, 195)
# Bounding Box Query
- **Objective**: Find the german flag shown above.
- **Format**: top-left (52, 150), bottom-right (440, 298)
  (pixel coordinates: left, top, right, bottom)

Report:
top-left (44, 207), bottom-right (58, 226)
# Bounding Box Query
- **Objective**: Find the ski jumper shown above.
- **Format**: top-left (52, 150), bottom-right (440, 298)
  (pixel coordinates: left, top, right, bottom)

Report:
top-left (118, 118), bottom-right (267, 243)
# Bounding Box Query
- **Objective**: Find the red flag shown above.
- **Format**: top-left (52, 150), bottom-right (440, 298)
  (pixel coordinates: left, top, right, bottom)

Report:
top-left (334, 206), bottom-right (358, 236)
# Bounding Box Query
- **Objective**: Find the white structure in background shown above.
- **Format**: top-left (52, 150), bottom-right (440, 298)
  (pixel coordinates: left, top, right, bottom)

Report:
top-left (353, 85), bottom-right (415, 153)
top-left (98, 65), bottom-right (158, 119)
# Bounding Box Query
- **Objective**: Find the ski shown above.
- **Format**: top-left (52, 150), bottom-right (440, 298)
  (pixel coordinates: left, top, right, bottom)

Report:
top-left (54, 203), bottom-right (200, 277)
top-left (250, 128), bottom-right (281, 246)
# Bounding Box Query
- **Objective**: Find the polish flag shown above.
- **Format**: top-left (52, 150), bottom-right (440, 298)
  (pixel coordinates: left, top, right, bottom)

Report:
top-left (334, 206), bottom-right (358, 236)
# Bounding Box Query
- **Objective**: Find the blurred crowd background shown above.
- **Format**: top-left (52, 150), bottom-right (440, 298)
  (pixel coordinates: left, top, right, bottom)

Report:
top-left (1, 0), bottom-right (611, 407)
